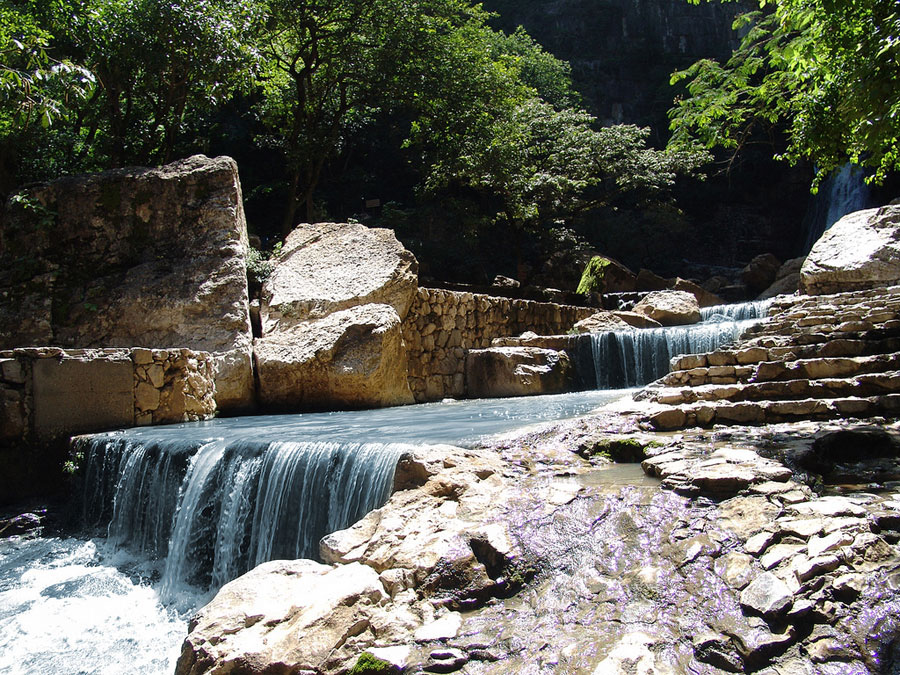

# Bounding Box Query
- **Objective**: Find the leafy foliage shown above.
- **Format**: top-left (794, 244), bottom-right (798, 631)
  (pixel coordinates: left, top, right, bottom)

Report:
top-left (0, 1), bottom-right (93, 132)
top-left (668, 0), bottom-right (900, 186)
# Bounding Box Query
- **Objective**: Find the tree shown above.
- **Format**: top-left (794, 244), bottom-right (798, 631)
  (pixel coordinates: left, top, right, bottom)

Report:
top-left (420, 96), bottom-right (707, 233)
top-left (0, 1), bottom-right (93, 132)
top-left (21, 0), bottom-right (258, 169)
top-left (255, 0), bottom-right (525, 234)
top-left (667, 0), bottom-right (900, 186)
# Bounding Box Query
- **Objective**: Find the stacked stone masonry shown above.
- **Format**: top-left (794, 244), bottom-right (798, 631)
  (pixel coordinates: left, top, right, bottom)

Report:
top-left (0, 347), bottom-right (216, 447)
top-left (402, 288), bottom-right (594, 401)
top-left (639, 286), bottom-right (900, 430)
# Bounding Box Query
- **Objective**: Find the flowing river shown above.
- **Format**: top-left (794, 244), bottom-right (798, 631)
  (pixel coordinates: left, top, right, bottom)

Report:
top-left (0, 390), bottom-right (626, 675)
top-left (0, 300), bottom-right (770, 674)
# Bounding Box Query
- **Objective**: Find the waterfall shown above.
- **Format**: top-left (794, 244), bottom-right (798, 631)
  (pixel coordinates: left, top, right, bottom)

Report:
top-left (591, 300), bottom-right (770, 388)
top-left (76, 433), bottom-right (404, 601)
top-left (700, 299), bottom-right (772, 322)
top-left (801, 164), bottom-right (871, 253)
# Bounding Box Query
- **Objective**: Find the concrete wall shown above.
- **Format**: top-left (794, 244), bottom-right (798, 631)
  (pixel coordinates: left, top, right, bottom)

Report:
top-left (402, 288), bottom-right (594, 401)
top-left (0, 347), bottom-right (216, 504)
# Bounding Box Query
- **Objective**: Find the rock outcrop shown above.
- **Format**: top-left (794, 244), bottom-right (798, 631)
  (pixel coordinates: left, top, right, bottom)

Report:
top-left (632, 290), bottom-right (701, 326)
top-left (465, 346), bottom-right (572, 398)
top-left (801, 204), bottom-right (900, 295)
top-left (571, 311), bottom-right (631, 333)
top-left (255, 222), bottom-right (418, 410)
top-left (255, 303), bottom-right (414, 410)
top-left (0, 155), bottom-right (254, 413)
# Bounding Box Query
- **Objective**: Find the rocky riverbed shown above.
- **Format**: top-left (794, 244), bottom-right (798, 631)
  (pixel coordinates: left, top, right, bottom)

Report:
top-left (176, 402), bottom-right (900, 674)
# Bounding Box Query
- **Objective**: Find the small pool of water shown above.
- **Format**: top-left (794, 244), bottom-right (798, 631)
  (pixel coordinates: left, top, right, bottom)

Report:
top-left (575, 463), bottom-right (661, 489)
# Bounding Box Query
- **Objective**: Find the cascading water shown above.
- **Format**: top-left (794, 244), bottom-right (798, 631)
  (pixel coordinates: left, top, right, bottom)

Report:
top-left (591, 299), bottom-right (771, 389)
top-left (801, 163), bottom-right (871, 253)
top-left (1, 389), bottom-right (624, 674)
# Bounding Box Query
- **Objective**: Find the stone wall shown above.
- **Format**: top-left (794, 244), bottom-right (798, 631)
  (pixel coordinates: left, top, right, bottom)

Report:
top-left (1, 347), bottom-right (216, 441)
top-left (0, 347), bottom-right (215, 503)
top-left (0, 155), bottom-right (254, 413)
top-left (402, 288), bottom-right (594, 401)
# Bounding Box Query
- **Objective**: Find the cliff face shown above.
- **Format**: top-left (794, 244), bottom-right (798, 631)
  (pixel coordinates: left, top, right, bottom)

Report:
top-left (485, 0), bottom-right (742, 140)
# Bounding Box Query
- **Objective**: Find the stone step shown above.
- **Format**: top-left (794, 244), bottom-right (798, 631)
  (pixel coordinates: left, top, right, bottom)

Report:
top-left (646, 394), bottom-right (900, 431)
top-left (648, 371), bottom-right (900, 406)
top-left (751, 352), bottom-right (900, 383)
top-left (668, 337), bottom-right (900, 376)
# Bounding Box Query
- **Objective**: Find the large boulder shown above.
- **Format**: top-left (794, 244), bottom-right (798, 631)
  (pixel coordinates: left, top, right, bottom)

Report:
top-left (0, 155), bottom-right (254, 413)
top-left (256, 222), bottom-right (419, 410)
top-left (571, 311), bottom-right (631, 333)
top-left (741, 253), bottom-right (782, 293)
top-left (261, 222), bottom-right (418, 330)
top-left (255, 304), bottom-right (415, 410)
top-left (801, 205), bottom-right (900, 294)
top-left (575, 255), bottom-right (637, 294)
top-left (673, 278), bottom-right (724, 308)
top-left (632, 290), bottom-right (701, 326)
top-left (176, 560), bottom-right (403, 675)
top-left (465, 346), bottom-right (572, 398)
top-left (634, 268), bottom-right (670, 292)
top-left (759, 256), bottom-right (804, 299)
top-left (611, 311), bottom-right (663, 329)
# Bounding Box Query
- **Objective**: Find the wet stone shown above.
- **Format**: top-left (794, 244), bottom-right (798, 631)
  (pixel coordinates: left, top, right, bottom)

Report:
top-left (693, 631), bottom-right (743, 672)
top-left (425, 648), bottom-right (468, 673)
top-left (718, 552), bottom-right (756, 590)
top-left (740, 572), bottom-right (794, 617)
top-left (760, 544), bottom-right (805, 570)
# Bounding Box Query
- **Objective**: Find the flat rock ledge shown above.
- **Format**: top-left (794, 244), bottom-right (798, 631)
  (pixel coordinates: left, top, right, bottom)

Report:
top-left (178, 412), bottom-right (900, 675)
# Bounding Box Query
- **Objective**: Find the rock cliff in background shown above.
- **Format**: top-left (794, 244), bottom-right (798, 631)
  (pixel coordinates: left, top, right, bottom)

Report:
top-left (0, 155), bottom-right (254, 413)
top-left (801, 205), bottom-right (900, 295)
top-left (255, 222), bottom-right (418, 410)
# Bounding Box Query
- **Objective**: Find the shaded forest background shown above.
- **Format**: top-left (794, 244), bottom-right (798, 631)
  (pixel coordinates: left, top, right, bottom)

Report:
top-left (2, 0), bottom-right (897, 289)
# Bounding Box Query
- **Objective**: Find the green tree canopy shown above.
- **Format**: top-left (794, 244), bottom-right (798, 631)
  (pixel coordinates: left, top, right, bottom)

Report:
top-left (668, 0), bottom-right (900, 186)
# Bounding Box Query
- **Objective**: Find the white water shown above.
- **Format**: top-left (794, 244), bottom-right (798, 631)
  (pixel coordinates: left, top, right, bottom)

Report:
top-left (0, 389), bottom-right (625, 675)
top-left (802, 163), bottom-right (871, 252)
top-left (0, 537), bottom-right (185, 675)
top-left (592, 300), bottom-right (770, 388)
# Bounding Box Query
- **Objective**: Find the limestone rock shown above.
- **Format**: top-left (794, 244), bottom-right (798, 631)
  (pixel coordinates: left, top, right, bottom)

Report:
top-left (491, 275), bottom-right (520, 289)
top-left (176, 560), bottom-right (397, 675)
top-left (0, 155), bottom-right (254, 412)
top-left (673, 277), bottom-right (724, 308)
top-left (611, 311), bottom-right (662, 329)
top-left (255, 303), bottom-right (414, 410)
top-left (571, 312), bottom-right (631, 334)
top-left (465, 346), bottom-right (572, 398)
top-left (759, 257), bottom-right (804, 299)
top-left (801, 205), bottom-right (900, 294)
top-left (577, 255), bottom-right (637, 294)
top-left (739, 572), bottom-right (793, 617)
top-left (635, 268), bottom-right (670, 292)
top-left (742, 253), bottom-right (782, 293)
top-left (633, 290), bottom-right (701, 326)
top-left (261, 222), bottom-right (418, 330)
